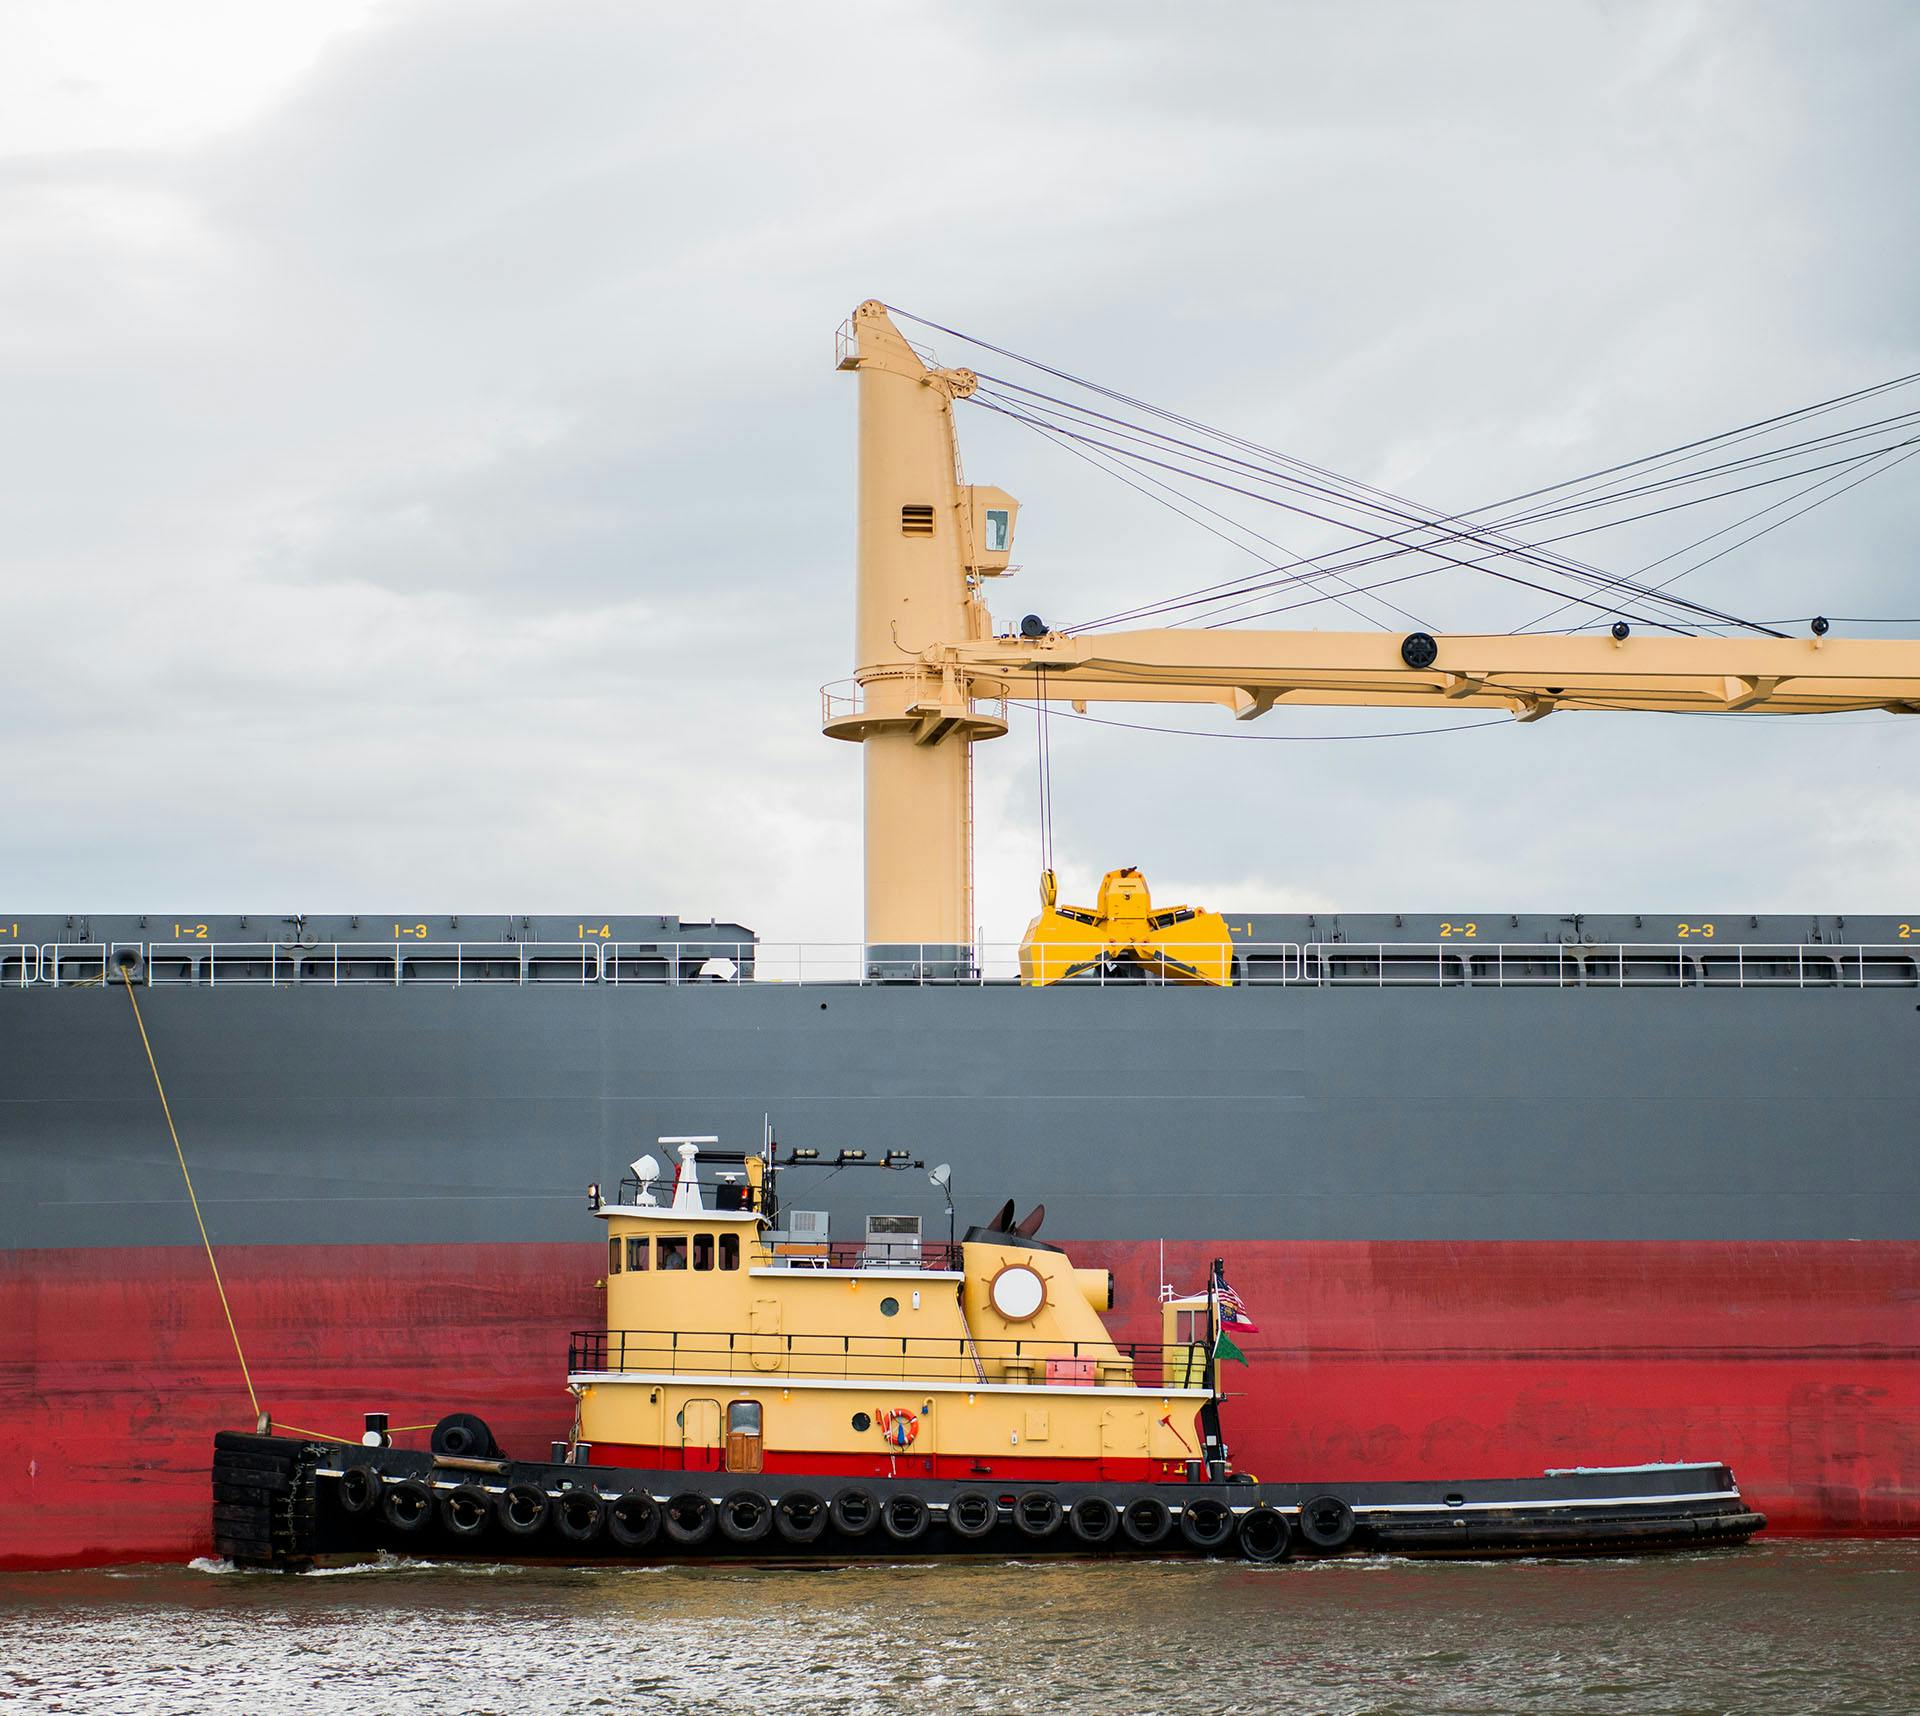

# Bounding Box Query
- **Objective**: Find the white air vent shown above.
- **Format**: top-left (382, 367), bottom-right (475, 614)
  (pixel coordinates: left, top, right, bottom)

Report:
top-left (788, 1209), bottom-right (829, 1238)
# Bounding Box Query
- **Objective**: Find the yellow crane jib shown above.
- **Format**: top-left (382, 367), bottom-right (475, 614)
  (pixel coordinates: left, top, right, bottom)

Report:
top-left (1020, 867), bottom-right (1237, 988)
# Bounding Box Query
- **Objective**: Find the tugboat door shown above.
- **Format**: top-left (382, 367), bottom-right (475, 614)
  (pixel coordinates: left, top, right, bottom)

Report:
top-left (681, 1397), bottom-right (723, 1471)
top-left (725, 1399), bottom-right (764, 1473)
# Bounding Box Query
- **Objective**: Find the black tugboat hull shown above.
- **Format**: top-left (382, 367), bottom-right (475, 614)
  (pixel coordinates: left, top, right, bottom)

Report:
top-left (211, 1433), bottom-right (1766, 1570)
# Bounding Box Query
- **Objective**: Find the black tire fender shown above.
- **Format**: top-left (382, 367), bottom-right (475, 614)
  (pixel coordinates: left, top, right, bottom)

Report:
top-left (663, 1491), bottom-right (715, 1545)
top-left (1298, 1493), bottom-right (1356, 1551)
top-left (830, 1487), bottom-right (878, 1536)
top-left (1237, 1504), bottom-right (1291, 1562)
top-left (1013, 1492), bottom-right (1063, 1538)
top-left (1180, 1496), bottom-right (1236, 1551)
top-left (1120, 1495), bottom-right (1172, 1546)
top-left (555, 1490), bottom-right (605, 1543)
top-left (383, 1478), bottom-right (434, 1533)
top-left (773, 1490), bottom-right (829, 1544)
top-left (945, 1490), bottom-right (997, 1540)
top-left (607, 1492), bottom-right (661, 1549)
top-left (718, 1490), bottom-right (773, 1544)
top-left (430, 1413), bottom-right (498, 1459)
top-left (337, 1465), bottom-right (383, 1516)
top-left (880, 1494), bottom-right (929, 1542)
top-left (439, 1483), bottom-right (493, 1538)
top-left (498, 1482), bottom-right (551, 1536)
top-left (1068, 1495), bottom-right (1119, 1544)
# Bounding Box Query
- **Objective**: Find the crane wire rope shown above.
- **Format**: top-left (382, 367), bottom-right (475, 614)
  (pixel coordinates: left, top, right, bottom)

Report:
top-left (889, 304), bottom-right (1917, 636)
top-left (968, 380), bottom-right (1743, 634)
top-left (977, 390), bottom-right (1431, 631)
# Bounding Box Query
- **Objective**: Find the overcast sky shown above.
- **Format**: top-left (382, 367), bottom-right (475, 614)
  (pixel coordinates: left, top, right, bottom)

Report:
top-left (5, 0), bottom-right (1917, 947)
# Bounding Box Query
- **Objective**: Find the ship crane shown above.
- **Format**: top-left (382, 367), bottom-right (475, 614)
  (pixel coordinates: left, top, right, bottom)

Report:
top-left (825, 300), bottom-right (1920, 966)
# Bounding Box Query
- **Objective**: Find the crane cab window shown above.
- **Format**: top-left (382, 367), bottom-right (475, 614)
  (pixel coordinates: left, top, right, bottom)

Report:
top-left (985, 508), bottom-right (1010, 552)
top-left (692, 1233), bottom-right (715, 1271)
top-left (658, 1236), bottom-right (688, 1271)
top-left (608, 1237), bottom-right (622, 1275)
top-left (718, 1233), bottom-right (739, 1271)
top-left (625, 1236), bottom-right (650, 1271)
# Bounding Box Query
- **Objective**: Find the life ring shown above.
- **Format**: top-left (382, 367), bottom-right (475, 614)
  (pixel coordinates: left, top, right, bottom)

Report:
top-left (1237, 1505), bottom-right (1291, 1563)
top-left (607, 1492), bottom-right (661, 1548)
top-left (945, 1491), bottom-right (997, 1539)
top-left (1298, 1493), bottom-right (1356, 1552)
top-left (1179, 1496), bottom-right (1235, 1551)
top-left (880, 1494), bottom-right (929, 1541)
top-left (1068, 1496), bottom-right (1119, 1544)
top-left (498, 1482), bottom-right (550, 1536)
top-left (830, 1487), bottom-right (878, 1536)
top-left (383, 1478), bottom-right (433, 1532)
top-left (1120, 1495), bottom-right (1172, 1546)
top-left (664, 1492), bottom-right (715, 1545)
top-left (430, 1412), bottom-right (497, 1459)
top-left (877, 1407), bottom-right (920, 1450)
top-left (1013, 1492), bottom-right (1063, 1537)
top-left (556, 1491), bottom-right (605, 1543)
top-left (774, 1491), bottom-right (829, 1544)
top-left (718, 1490), bottom-right (773, 1544)
top-left (337, 1465), bottom-right (383, 1516)
top-left (439, 1483), bottom-right (492, 1538)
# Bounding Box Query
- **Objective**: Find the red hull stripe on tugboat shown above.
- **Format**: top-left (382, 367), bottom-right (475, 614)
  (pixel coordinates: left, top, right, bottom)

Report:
top-left (3, 1237), bottom-right (1915, 1568)
top-left (579, 1445), bottom-right (1172, 1483)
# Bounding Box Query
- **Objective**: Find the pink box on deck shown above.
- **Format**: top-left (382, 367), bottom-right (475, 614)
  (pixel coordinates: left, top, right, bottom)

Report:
top-left (1045, 1356), bottom-right (1096, 1386)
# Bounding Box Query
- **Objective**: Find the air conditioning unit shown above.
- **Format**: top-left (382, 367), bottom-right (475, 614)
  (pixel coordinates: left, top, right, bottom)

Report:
top-left (864, 1213), bottom-right (921, 1265)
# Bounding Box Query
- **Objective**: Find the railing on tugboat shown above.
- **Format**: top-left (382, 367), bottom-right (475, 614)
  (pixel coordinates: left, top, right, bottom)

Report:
top-left (13, 939), bottom-right (1918, 990)
top-left (569, 1328), bottom-right (1211, 1390)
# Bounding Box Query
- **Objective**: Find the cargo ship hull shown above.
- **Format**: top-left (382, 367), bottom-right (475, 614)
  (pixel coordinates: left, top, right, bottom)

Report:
top-left (4, 961), bottom-right (1917, 1567)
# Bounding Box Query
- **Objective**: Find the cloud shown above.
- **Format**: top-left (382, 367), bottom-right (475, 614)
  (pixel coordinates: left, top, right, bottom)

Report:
top-left (3, 0), bottom-right (1916, 938)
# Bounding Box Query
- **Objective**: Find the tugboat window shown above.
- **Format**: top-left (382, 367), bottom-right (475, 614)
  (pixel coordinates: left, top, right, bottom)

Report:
top-left (850, 1412), bottom-right (871, 1432)
top-left (692, 1232), bottom-right (715, 1271)
top-left (607, 1237), bottom-right (622, 1275)
top-left (718, 1233), bottom-right (739, 1271)
top-left (880, 1296), bottom-right (900, 1317)
top-left (658, 1236), bottom-right (688, 1271)
top-left (727, 1400), bottom-right (762, 1435)
top-left (626, 1236), bottom-right (650, 1271)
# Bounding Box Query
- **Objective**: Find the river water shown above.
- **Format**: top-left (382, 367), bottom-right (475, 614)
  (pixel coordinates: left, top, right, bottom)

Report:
top-left (2, 1543), bottom-right (1914, 1715)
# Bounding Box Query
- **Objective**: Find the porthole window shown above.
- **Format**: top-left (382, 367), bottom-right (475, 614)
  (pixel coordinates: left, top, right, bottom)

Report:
top-left (879, 1296), bottom-right (900, 1317)
top-left (851, 1411), bottom-right (871, 1432)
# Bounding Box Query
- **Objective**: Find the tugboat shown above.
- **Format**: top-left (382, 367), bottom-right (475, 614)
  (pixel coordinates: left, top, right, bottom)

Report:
top-left (211, 1138), bottom-right (1765, 1567)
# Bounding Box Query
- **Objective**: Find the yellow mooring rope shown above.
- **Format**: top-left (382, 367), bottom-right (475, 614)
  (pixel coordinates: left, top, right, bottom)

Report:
top-left (120, 969), bottom-right (449, 1448)
top-left (119, 967), bottom-right (262, 1422)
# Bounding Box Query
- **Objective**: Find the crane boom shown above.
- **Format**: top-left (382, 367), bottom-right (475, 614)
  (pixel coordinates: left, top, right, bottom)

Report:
top-left (932, 629), bottom-right (1920, 721)
top-left (827, 300), bottom-right (1920, 955)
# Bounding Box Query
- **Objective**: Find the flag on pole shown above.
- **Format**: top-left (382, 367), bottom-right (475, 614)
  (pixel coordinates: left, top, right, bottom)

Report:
top-left (1213, 1327), bottom-right (1249, 1367)
top-left (1216, 1275), bottom-right (1260, 1335)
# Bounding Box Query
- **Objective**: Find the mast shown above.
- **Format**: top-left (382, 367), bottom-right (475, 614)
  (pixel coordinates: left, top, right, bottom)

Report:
top-left (825, 302), bottom-right (1016, 968)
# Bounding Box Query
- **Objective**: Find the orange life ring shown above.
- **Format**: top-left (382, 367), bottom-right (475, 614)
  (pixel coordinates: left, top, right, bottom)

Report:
top-left (877, 1407), bottom-right (919, 1449)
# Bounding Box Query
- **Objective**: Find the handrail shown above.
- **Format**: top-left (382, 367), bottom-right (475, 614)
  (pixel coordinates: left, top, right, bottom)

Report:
top-left (570, 1327), bottom-right (1207, 1389)
top-left (17, 938), bottom-right (1917, 990)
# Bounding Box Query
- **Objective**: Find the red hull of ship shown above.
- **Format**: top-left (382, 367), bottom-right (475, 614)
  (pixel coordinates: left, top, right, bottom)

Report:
top-left (3, 1239), bottom-right (1913, 1569)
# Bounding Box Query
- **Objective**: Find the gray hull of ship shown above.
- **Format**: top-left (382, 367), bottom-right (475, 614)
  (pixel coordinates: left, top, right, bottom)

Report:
top-left (4, 981), bottom-right (1916, 1249)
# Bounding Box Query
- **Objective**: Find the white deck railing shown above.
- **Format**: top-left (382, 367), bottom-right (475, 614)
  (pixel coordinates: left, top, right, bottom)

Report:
top-left (10, 939), bottom-right (1916, 991)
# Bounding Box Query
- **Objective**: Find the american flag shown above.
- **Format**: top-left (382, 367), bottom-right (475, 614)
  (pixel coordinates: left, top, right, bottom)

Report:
top-left (1216, 1276), bottom-right (1260, 1335)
